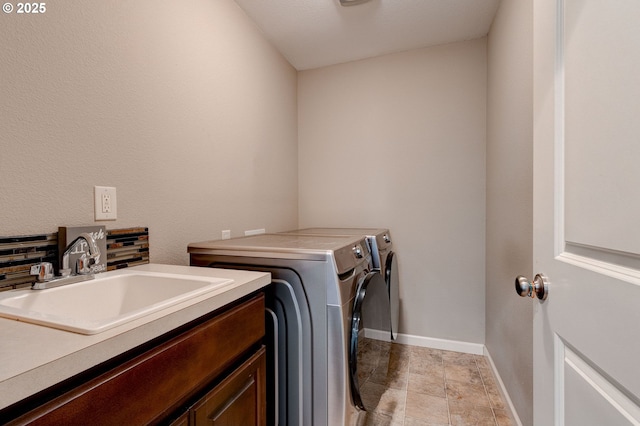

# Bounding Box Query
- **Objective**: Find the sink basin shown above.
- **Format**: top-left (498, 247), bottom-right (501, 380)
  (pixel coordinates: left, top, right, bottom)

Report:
top-left (0, 271), bottom-right (234, 334)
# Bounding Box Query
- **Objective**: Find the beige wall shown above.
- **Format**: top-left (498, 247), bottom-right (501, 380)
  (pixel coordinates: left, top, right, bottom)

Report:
top-left (486, 0), bottom-right (534, 424)
top-left (2, 2), bottom-right (535, 420)
top-left (298, 39), bottom-right (487, 343)
top-left (0, 0), bottom-right (298, 264)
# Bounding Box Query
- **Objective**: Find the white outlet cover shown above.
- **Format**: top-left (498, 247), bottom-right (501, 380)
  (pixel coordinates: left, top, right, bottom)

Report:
top-left (94, 186), bottom-right (117, 220)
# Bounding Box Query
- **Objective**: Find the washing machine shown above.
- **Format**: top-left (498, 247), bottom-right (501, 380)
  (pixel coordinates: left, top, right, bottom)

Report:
top-left (279, 228), bottom-right (400, 340)
top-left (188, 234), bottom-right (391, 426)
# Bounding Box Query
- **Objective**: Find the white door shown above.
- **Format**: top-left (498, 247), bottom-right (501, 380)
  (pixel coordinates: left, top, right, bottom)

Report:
top-left (532, 0), bottom-right (640, 425)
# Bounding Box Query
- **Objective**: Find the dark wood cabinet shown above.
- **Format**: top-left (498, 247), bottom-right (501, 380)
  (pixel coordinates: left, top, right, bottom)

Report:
top-left (190, 347), bottom-right (266, 425)
top-left (170, 412), bottom-right (190, 426)
top-left (7, 293), bottom-right (266, 426)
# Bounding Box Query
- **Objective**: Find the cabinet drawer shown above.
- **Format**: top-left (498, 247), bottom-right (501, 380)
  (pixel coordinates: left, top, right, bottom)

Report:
top-left (10, 294), bottom-right (265, 426)
top-left (191, 347), bottom-right (266, 426)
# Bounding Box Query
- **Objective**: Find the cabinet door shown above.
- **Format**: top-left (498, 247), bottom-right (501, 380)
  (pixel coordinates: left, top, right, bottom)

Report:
top-left (6, 294), bottom-right (265, 426)
top-left (169, 411), bottom-right (189, 426)
top-left (191, 347), bottom-right (266, 426)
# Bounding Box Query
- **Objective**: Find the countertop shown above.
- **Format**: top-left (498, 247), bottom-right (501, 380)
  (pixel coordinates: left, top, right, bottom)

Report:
top-left (0, 264), bottom-right (271, 410)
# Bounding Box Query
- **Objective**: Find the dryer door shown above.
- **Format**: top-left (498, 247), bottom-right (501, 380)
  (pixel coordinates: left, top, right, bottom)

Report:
top-left (349, 271), bottom-right (391, 411)
top-left (385, 251), bottom-right (400, 340)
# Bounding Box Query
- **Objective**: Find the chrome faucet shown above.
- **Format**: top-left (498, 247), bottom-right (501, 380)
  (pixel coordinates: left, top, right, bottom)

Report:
top-left (60, 232), bottom-right (101, 277)
top-left (30, 232), bottom-right (100, 290)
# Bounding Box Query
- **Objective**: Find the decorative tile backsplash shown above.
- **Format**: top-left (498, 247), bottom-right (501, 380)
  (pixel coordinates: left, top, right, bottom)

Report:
top-left (0, 233), bottom-right (58, 290)
top-left (0, 227), bottom-right (149, 291)
top-left (106, 227), bottom-right (149, 271)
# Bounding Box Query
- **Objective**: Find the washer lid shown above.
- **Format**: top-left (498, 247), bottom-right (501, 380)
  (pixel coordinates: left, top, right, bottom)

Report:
top-left (189, 233), bottom-right (360, 251)
top-left (188, 233), bottom-right (370, 274)
top-left (279, 228), bottom-right (392, 251)
top-left (280, 227), bottom-right (387, 238)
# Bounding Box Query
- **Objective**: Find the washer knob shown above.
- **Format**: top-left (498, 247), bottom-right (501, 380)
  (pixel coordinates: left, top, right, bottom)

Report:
top-left (353, 245), bottom-right (363, 258)
top-left (383, 234), bottom-right (391, 243)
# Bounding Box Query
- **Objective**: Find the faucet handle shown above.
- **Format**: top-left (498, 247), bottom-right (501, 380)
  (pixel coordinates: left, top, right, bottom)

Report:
top-left (30, 262), bottom-right (55, 282)
top-left (76, 254), bottom-right (97, 275)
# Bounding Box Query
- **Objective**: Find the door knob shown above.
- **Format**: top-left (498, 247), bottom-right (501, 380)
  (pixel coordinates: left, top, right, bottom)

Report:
top-left (515, 273), bottom-right (549, 300)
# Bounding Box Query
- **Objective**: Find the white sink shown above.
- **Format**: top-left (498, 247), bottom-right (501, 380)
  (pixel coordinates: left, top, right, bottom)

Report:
top-left (0, 271), bottom-right (234, 334)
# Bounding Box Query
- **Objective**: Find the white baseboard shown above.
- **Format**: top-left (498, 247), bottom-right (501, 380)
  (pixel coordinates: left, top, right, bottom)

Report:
top-left (484, 347), bottom-right (524, 426)
top-left (364, 328), bottom-right (484, 355)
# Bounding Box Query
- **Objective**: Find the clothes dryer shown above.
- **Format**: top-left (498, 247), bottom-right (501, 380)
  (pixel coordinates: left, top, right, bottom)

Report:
top-left (188, 234), bottom-right (391, 426)
top-left (279, 228), bottom-right (400, 340)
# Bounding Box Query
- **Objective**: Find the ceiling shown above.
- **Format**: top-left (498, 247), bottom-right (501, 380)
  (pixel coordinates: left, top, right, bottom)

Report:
top-left (233, 0), bottom-right (501, 70)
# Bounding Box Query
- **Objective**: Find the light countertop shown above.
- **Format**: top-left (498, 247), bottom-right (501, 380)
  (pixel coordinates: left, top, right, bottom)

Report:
top-left (0, 264), bottom-right (270, 410)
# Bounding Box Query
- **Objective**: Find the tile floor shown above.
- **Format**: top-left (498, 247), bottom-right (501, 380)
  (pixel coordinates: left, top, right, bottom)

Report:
top-left (356, 341), bottom-right (516, 426)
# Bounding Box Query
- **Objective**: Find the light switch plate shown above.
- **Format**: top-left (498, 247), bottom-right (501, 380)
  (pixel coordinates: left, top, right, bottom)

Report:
top-left (94, 186), bottom-right (117, 220)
